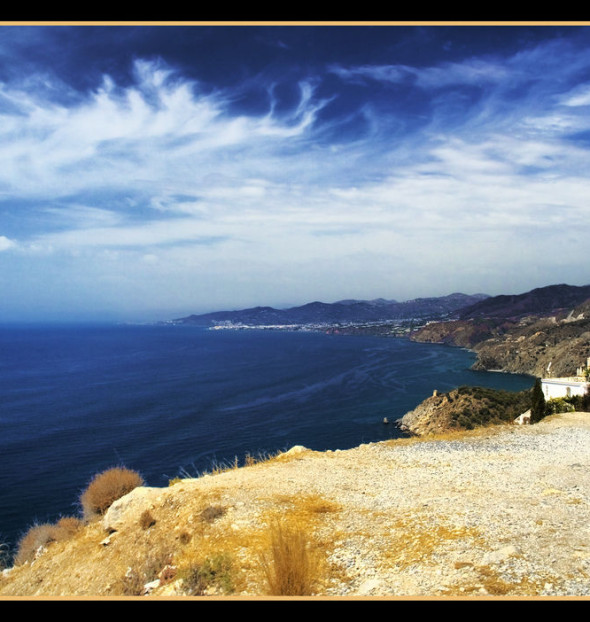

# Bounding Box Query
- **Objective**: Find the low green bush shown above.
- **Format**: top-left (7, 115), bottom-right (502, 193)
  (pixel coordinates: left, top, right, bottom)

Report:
top-left (182, 553), bottom-right (235, 595)
top-left (545, 397), bottom-right (576, 415)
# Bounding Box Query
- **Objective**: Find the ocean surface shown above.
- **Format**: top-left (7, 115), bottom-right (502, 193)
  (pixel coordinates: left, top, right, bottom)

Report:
top-left (0, 323), bottom-right (534, 554)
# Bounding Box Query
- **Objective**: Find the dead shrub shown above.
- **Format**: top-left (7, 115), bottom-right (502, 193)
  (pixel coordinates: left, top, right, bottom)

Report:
top-left (80, 467), bottom-right (144, 520)
top-left (117, 546), bottom-right (174, 596)
top-left (139, 510), bottom-right (156, 530)
top-left (259, 520), bottom-right (317, 596)
top-left (14, 523), bottom-right (58, 566)
top-left (199, 505), bottom-right (226, 524)
top-left (54, 516), bottom-right (83, 538)
top-left (13, 516), bottom-right (83, 566)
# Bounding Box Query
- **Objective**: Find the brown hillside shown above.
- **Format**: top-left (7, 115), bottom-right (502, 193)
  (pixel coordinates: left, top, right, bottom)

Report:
top-left (3, 413), bottom-right (590, 598)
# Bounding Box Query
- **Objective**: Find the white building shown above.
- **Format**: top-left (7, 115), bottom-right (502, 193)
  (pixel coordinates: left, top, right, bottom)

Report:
top-left (541, 377), bottom-right (589, 400)
top-left (541, 357), bottom-right (590, 400)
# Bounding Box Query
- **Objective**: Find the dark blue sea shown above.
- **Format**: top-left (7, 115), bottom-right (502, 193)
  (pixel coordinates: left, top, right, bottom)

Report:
top-left (0, 323), bottom-right (533, 554)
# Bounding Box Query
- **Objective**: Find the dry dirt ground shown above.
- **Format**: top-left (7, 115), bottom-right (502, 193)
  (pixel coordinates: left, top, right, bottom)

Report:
top-left (2, 412), bottom-right (590, 600)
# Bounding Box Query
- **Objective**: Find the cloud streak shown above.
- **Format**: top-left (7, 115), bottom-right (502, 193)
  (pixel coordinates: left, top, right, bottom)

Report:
top-left (0, 26), bottom-right (589, 320)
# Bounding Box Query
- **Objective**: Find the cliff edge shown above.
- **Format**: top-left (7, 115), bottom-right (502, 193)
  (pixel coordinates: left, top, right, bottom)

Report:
top-left (411, 299), bottom-right (590, 378)
top-left (2, 413), bottom-right (590, 599)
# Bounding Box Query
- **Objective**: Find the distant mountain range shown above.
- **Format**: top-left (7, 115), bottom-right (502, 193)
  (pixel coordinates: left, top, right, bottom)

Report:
top-left (172, 292), bottom-right (490, 326)
top-left (457, 283), bottom-right (590, 320)
top-left (171, 282), bottom-right (590, 378)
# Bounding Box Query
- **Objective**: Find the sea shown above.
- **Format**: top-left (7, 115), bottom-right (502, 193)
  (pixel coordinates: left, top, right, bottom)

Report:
top-left (0, 322), bottom-right (534, 554)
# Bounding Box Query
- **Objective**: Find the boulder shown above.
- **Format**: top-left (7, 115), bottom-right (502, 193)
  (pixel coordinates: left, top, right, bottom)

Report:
top-left (102, 486), bottom-right (161, 532)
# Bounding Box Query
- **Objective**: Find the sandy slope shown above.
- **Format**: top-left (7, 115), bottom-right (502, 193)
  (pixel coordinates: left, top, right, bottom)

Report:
top-left (2, 412), bottom-right (590, 598)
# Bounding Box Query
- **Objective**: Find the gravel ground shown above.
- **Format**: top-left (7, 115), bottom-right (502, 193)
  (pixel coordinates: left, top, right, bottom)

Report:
top-left (190, 411), bottom-right (590, 597)
top-left (3, 411), bottom-right (590, 599)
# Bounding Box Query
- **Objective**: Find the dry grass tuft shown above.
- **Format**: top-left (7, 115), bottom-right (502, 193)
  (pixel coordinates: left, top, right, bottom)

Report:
top-left (14, 524), bottom-right (55, 566)
top-left (54, 516), bottom-right (83, 536)
top-left (381, 512), bottom-right (482, 571)
top-left (474, 564), bottom-right (518, 595)
top-left (0, 541), bottom-right (10, 570)
top-left (254, 494), bottom-right (339, 595)
top-left (271, 493), bottom-right (342, 520)
top-left (259, 520), bottom-right (318, 596)
top-left (115, 542), bottom-right (175, 596)
top-left (80, 467), bottom-right (144, 521)
top-left (450, 564), bottom-right (549, 596)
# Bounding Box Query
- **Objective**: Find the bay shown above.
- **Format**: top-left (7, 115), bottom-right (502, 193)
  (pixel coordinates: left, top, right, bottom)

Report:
top-left (0, 323), bottom-right (533, 553)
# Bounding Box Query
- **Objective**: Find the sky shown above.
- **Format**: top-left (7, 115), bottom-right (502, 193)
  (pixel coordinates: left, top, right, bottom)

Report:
top-left (0, 23), bottom-right (590, 322)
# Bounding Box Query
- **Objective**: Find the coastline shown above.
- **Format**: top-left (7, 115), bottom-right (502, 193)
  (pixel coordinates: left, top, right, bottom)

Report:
top-left (3, 411), bottom-right (590, 598)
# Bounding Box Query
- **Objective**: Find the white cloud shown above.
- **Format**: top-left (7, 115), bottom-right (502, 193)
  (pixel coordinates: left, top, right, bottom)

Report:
top-left (562, 86), bottom-right (590, 107)
top-left (0, 59), bottom-right (328, 204)
top-left (329, 58), bottom-right (509, 89)
top-left (0, 235), bottom-right (15, 251)
top-left (2, 35), bottom-right (590, 319)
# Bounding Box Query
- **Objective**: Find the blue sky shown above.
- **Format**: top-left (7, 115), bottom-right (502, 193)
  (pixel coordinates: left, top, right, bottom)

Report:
top-left (1, 23), bottom-right (590, 322)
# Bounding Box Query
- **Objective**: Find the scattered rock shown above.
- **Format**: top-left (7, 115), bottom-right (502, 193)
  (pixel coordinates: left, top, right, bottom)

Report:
top-left (142, 579), bottom-right (160, 595)
top-left (358, 578), bottom-right (381, 595)
top-left (100, 535), bottom-right (113, 546)
top-left (483, 545), bottom-right (519, 565)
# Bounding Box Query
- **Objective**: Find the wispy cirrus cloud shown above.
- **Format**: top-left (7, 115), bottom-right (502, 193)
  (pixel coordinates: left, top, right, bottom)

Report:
top-left (329, 58), bottom-right (510, 89)
top-left (0, 26), bottom-right (590, 320)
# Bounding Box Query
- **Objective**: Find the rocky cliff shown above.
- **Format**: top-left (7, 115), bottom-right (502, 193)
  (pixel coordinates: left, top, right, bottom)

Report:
top-left (411, 295), bottom-right (590, 378)
top-left (398, 385), bottom-right (532, 436)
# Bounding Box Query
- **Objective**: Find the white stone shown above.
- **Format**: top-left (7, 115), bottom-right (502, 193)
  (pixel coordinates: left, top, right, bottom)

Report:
top-left (283, 445), bottom-right (309, 456)
top-left (483, 545), bottom-right (519, 564)
top-left (142, 579), bottom-right (160, 594)
top-left (357, 578), bottom-right (381, 595)
top-left (102, 486), bottom-right (161, 532)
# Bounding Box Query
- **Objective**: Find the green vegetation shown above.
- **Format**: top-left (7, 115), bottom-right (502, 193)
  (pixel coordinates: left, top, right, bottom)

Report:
top-left (546, 387), bottom-right (590, 415)
top-left (447, 383), bottom-right (590, 432)
top-left (448, 385), bottom-right (533, 430)
top-left (181, 553), bottom-right (235, 595)
top-left (530, 378), bottom-right (546, 424)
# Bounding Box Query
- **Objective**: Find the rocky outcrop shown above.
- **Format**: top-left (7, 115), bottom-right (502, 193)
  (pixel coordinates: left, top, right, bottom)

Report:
top-left (470, 316), bottom-right (590, 377)
top-left (399, 385), bottom-right (532, 436)
top-left (102, 486), bottom-right (162, 533)
top-left (410, 318), bottom-right (515, 349)
top-left (411, 301), bottom-right (590, 378)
